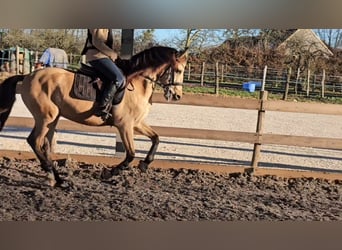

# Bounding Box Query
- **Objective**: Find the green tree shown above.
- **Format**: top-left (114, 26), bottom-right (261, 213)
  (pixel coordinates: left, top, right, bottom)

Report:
top-left (1, 29), bottom-right (32, 49)
top-left (0, 29), bottom-right (87, 54)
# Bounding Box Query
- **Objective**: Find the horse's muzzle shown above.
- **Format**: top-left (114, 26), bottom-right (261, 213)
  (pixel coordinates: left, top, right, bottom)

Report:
top-left (173, 94), bottom-right (181, 101)
top-left (164, 88), bottom-right (181, 101)
top-left (163, 84), bottom-right (182, 101)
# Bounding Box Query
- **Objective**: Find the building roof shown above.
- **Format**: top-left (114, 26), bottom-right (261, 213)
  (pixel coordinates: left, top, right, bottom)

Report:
top-left (277, 29), bottom-right (333, 57)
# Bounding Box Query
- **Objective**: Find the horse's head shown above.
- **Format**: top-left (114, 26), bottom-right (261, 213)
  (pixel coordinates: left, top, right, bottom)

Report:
top-left (121, 46), bottom-right (188, 101)
top-left (158, 47), bottom-right (188, 101)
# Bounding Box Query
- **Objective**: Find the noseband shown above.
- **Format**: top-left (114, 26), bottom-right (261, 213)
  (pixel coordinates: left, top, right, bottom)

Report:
top-left (159, 65), bottom-right (183, 86)
top-left (142, 64), bottom-right (183, 89)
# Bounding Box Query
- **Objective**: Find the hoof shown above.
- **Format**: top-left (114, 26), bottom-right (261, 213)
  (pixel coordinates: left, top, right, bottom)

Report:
top-left (101, 165), bottom-right (130, 180)
top-left (111, 167), bottom-right (123, 176)
top-left (138, 160), bottom-right (148, 172)
top-left (47, 176), bottom-right (70, 189)
top-left (55, 180), bottom-right (73, 190)
top-left (111, 164), bottom-right (130, 176)
top-left (47, 172), bottom-right (59, 187)
top-left (100, 168), bottom-right (113, 180)
top-left (48, 178), bottom-right (57, 187)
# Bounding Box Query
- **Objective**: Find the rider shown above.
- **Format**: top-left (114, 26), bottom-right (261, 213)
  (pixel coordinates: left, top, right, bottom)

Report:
top-left (82, 29), bottom-right (125, 117)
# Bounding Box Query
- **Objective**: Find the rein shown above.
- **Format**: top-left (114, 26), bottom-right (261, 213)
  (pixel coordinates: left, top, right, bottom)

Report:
top-left (141, 65), bottom-right (182, 89)
top-left (126, 65), bottom-right (182, 93)
top-left (142, 75), bottom-right (183, 88)
top-left (138, 64), bottom-right (183, 102)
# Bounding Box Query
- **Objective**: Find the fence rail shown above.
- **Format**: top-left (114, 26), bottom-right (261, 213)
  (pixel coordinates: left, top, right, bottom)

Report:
top-left (0, 46), bottom-right (82, 74)
top-left (4, 92), bottom-right (342, 174)
top-left (185, 62), bottom-right (342, 98)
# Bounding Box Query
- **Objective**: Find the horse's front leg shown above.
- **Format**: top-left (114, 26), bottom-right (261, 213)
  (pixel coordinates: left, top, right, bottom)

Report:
top-left (101, 125), bottom-right (135, 179)
top-left (134, 122), bottom-right (159, 172)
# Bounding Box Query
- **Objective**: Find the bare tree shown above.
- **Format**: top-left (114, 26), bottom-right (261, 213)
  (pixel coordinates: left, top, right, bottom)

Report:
top-left (315, 29), bottom-right (342, 48)
top-left (224, 29), bottom-right (258, 40)
top-left (171, 29), bottom-right (225, 53)
top-left (259, 29), bottom-right (296, 49)
top-left (133, 29), bottom-right (157, 53)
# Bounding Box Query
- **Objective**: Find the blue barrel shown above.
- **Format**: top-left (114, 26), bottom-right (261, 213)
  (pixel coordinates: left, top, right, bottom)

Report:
top-left (242, 82), bottom-right (256, 92)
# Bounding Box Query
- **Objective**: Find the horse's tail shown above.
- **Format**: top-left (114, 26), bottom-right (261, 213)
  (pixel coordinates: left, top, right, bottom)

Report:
top-left (0, 74), bottom-right (25, 131)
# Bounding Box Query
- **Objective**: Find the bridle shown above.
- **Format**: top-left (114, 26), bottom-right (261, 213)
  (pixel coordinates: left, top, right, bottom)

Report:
top-left (141, 62), bottom-right (184, 101)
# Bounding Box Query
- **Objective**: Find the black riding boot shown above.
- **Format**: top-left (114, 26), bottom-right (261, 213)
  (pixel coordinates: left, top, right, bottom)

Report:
top-left (95, 81), bottom-right (117, 118)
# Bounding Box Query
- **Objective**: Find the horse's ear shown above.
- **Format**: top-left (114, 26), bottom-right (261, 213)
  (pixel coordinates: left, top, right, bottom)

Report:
top-left (176, 47), bottom-right (189, 59)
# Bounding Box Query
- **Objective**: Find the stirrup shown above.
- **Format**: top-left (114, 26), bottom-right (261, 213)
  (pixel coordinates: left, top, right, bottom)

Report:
top-left (94, 109), bottom-right (112, 121)
top-left (101, 111), bottom-right (112, 121)
top-left (94, 104), bottom-right (112, 120)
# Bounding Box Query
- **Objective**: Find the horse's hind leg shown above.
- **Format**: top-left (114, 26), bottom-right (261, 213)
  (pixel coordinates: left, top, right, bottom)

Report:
top-left (0, 108), bottom-right (12, 131)
top-left (27, 117), bottom-right (63, 187)
top-left (46, 116), bottom-right (60, 154)
top-left (134, 122), bottom-right (159, 172)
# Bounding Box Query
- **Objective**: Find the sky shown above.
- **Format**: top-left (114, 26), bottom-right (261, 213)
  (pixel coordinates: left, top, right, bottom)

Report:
top-left (153, 29), bottom-right (182, 42)
top-left (151, 29), bottom-right (338, 48)
top-left (134, 29), bottom-right (183, 44)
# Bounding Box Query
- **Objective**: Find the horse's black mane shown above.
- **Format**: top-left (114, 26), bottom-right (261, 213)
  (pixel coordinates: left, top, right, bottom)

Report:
top-left (116, 46), bottom-right (177, 76)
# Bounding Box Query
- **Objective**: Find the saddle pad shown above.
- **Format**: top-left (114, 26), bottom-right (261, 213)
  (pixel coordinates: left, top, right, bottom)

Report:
top-left (73, 73), bottom-right (99, 101)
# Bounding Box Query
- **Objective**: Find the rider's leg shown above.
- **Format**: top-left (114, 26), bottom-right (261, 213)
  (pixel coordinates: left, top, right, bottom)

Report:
top-left (89, 58), bottom-right (125, 116)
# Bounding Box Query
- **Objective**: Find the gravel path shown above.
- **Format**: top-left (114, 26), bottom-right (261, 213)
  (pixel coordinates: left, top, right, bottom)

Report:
top-left (0, 94), bottom-right (341, 172)
top-left (0, 157), bottom-right (341, 221)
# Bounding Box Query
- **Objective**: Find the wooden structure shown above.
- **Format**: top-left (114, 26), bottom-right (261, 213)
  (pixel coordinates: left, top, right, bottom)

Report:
top-left (4, 91), bottom-right (342, 178)
top-left (2, 30), bottom-right (342, 180)
top-left (0, 46), bottom-right (34, 74)
top-left (277, 29), bottom-right (333, 58)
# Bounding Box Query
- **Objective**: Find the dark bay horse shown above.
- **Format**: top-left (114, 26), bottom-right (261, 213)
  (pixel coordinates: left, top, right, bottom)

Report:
top-left (0, 46), bottom-right (188, 187)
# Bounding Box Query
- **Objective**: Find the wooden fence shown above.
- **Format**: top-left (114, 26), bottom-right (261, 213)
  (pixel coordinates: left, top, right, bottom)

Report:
top-left (2, 48), bottom-right (342, 99)
top-left (185, 62), bottom-right (342, 98)
top-left (0, 46), bottom-right (83, 74)
top-left (5, 91), bottom-right (342, 175)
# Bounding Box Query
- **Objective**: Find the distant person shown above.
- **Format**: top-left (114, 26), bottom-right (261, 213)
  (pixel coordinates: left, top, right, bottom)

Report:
top-left (0, 61), bottom-right (9, 72)
top-left (38, 48), bottom-right (69, 69)
top-left (0, 50), bottom-right (10, 72)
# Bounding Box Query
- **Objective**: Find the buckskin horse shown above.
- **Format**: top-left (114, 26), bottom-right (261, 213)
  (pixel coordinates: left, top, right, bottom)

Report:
top-left (0, 46), bottom-right (188, 187)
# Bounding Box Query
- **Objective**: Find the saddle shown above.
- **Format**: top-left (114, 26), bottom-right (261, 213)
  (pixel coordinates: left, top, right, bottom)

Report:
top-left (72, 63), bottom-right (125, 105)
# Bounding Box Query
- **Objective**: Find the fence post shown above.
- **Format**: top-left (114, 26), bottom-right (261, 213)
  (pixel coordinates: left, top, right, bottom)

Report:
top-left (306, 68), bottom-right (311, 97)
top-left (251, 65), bottom-right (268, 171)
top-left (321, 69), bottom-right (325, 98)
top-left (295, 67), bottom-right (300, 95)
top-left (22, 49), bottom-right (27, 74)
top-left (187, 63), bottom-right (191, 81)
top-left (69, 53), bottom-right (73, 65)
top-left (215, 62), bottom-right (219, 95)
top-left (251, 90), bottom-right (268, 170)
top-left (35, 51), bottom-right (38, 63)
top-left (282, 67), bottom-right (291, 100)
top-left (16, 46), bottom-right (20, 74)
top-left (200, 62), bottom-right (205, 86)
